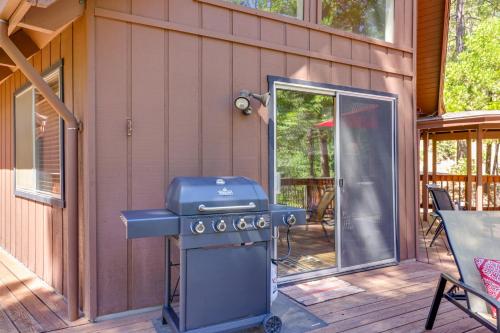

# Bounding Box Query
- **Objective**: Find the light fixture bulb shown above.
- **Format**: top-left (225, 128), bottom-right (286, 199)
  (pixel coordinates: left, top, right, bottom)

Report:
top-left (234, 96), bottom-right (250, 111)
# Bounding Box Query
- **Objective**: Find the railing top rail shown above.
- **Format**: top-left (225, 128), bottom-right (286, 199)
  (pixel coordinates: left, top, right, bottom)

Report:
top-left (419, 174), bottom-right (500, 182)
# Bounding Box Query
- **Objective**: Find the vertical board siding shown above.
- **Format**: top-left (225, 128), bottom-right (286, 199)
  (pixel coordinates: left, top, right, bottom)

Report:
top-left (89, 0), bottom-right (417, 316)
top-left (0, 23), bottom-right (79, 300)
top-left (130, 0), bottom-right (166, 310)
top-left (95, 16), bottom-right (129, 315)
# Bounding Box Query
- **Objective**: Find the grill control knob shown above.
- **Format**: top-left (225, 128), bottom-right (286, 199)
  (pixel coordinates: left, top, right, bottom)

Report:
top-left (286, 214), bottom-right (297, 226)
top-left (192, 221), bottom-right (205, 234)
top-left (236, 218), bottom-right (247, 230)
top-left (215, 219), bottom-right (227, 232)
top-left (255, 216), bottom-right (267, 229)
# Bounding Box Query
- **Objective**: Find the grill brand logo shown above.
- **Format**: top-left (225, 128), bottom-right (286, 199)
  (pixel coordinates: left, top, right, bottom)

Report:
top-left (217, 187), bottom-right (234, 196)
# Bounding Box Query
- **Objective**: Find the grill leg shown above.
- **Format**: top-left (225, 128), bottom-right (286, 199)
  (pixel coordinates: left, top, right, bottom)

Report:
top-left (425, 275), bottom-right (447, 330)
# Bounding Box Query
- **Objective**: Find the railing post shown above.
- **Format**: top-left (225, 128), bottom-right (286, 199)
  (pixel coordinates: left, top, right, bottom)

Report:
top-left (423, 132), bottom-right (430, 221)
top-left (477, 128), bottom-right (483, 211)
top-left (432, 138), bottom-right (437, 181)
top-left (466, 131), bottom-right (472, 209)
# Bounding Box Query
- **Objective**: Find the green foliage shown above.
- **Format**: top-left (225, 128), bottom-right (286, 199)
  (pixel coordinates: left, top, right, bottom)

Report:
top-left (448, 0), bottom-right (499, 57)
top-left (444, 17), bottom-right (500, 112)
top-left (276, 90), bottom-right (334, 178)
top-left (227, 0), bottom-right (299, 17)
top-left (321, 0), bottom-right (388, 40)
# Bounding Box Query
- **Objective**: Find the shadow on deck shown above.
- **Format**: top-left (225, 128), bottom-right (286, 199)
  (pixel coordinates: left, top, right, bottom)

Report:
top-left (0, 219), bottom-right (489, 333)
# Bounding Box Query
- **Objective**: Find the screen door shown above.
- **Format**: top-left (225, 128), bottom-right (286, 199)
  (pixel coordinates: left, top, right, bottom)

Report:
top-left (336, 93), bottom-right (396, 270)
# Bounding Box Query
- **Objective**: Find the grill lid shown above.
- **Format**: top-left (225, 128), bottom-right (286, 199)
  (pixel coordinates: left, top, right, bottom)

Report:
top-left (166, 177), bottom-right (269, 215)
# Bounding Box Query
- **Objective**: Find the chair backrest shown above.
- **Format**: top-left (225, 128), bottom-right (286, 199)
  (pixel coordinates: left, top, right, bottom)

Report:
top-left (437, 211), bottom-right (500, 314)
top-left (427, 186), bottom-right (455, 211)
top-left (312, 187), bottom-right (335, 221)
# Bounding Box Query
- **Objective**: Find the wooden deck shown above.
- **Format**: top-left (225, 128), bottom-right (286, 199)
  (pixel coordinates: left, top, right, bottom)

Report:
top-left (0, 218), bottom-right (490, 333)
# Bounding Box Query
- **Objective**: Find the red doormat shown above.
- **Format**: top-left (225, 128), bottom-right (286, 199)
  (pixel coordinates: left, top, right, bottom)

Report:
top-left (280, 276), bottom-right (365, 306)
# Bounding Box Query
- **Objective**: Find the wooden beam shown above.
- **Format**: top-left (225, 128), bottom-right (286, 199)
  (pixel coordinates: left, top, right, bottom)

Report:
top-left (0, 48), bottom-right (15, 67)
top-left (423, 132), bottom-right (430, 221)
top-left (0, 0), bottom-right (9, 15)
top-left (476, 129), bottom-right (483, 211)
top-left (8, 0), bottom-right (31, 36)
top-left (426, 130), bottom-right (500, 141)
top-left (0, 64), bottom-right (12, 82)
top-left (11, 28), bottom-right (39, 55)
top-left (466, 132), bottom-right (472, 210)
top-left (0, 29), bottom-right (38, 79)
top-left (18, 0), bottom-right (84, 34)
top-left (0, 28), bottom-right (39, 67)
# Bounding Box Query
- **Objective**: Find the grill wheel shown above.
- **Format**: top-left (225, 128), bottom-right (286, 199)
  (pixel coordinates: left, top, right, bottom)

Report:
top-left (263, 315), bottom-right (282, 333)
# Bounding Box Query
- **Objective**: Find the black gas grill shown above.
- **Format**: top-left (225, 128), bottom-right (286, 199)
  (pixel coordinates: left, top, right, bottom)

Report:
top-left (120, 176), bottom-right (305, 333)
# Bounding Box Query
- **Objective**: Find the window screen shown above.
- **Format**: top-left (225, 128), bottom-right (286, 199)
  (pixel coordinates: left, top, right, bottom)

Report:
top-left (15, 67), bottom-right (63, 205)
top-left (224, 0), bottom-right (304, 19)
top-left (322, 0), bottom-right (395, 42)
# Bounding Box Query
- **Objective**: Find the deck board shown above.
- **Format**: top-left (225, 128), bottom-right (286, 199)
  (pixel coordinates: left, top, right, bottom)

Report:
top-left (0, 261), bottom-right (66, 331)
top-left (0, 304), bottom-right (21, 333)
top-left (0, 218), bottom-right (489, 333)
top-left (0, 273), bottom-right (43, 333)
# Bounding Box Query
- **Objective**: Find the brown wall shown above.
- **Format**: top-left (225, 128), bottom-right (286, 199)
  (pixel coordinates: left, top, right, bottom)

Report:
top-left (0, 23), bottom-right (86, 301)
top-left (89, 0), bottom-right (417, 317)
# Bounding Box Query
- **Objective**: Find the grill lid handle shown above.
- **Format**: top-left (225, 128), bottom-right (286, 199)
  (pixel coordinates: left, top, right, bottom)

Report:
top-left (198, 202), bottom-right (256, 212)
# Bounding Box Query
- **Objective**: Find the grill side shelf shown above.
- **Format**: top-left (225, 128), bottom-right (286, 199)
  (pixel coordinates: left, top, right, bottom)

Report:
top-left (121, 209), bottom-right (180, 239)
top-left (269, 204), bottom-right (307, 227)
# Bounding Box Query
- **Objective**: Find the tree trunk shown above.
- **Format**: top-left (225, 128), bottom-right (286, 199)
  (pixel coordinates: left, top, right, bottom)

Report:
top-left (319, 131), bottom-right (330, 177)
top-left (457, 140), bottom-right (467, 160)
top-left (455, 0), bottom-right (466, 56)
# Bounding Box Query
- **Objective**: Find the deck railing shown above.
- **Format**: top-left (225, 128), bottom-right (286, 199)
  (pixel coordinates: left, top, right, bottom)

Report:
top-left (279, 174), bottom-right (500, 213)
top-left (420, 174), bottom-right (500, 210)
top-left (278, 178), bottom-right (335, 213)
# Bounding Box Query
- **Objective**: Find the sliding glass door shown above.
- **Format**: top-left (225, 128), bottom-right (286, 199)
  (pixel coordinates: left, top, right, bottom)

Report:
top-left (336, 93), bottom-right (397, 270)
top-left (274, 88), bottom-right (337, 278)
top-left (271, 80), bottom-right (397, 280)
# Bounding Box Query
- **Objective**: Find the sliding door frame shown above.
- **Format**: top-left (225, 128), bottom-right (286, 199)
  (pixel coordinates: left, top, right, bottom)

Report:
top-left (335, 91), bottom-right (398, 273)
top-left (268, 76), bottom-right (399, 282)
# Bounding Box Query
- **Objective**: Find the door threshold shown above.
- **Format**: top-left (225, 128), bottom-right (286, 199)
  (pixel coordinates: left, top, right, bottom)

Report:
top-left (278, 267), bottom-right (339, 285)
top-left (278, 260), bottom-right (399, 285)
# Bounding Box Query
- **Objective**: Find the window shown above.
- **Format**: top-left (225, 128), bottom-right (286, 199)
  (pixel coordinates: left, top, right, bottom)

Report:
top-left (322, 0), bottom-right (394, 42)
top-left (14, 65), bottom-right (64, 206)
top-left (224, 0), bottom-right (304, 19)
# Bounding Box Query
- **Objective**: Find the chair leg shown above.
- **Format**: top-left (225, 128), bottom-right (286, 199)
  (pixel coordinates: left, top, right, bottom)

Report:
top-left (425, 216), bottom-right (439, 236)
top-left (425, 275), bottom-right (447, 330)
top-left (321, 220), bottom-right (334, 243)
top-left (429, 221), bottom-right (445, 248)
top-left (321, 221), bottom-right (329, 239)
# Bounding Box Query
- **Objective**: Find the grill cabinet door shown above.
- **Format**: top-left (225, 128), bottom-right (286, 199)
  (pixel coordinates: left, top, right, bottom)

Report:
top-left (185, 242), bottom-right (268, 330)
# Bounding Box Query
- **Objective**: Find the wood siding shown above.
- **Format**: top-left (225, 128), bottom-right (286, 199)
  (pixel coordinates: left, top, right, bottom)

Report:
top-left (92, 0), bottom-right (417, 316)
top-left (0, 22), bottom-right (85, 305)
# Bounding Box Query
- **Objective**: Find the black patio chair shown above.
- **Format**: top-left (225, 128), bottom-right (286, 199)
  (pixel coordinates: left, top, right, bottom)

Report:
top-left (425, 211), bottom-right (499, 332)
top-left (425, 185), bottom-right (457, 248)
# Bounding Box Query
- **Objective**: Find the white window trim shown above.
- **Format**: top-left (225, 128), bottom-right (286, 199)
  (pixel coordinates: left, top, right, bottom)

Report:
top-left (13, 61), bottom-right (65, 207)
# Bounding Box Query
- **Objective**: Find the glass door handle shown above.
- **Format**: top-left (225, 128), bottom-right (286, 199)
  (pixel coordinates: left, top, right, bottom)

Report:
top-left (338, 178), bottom-right (344, 188)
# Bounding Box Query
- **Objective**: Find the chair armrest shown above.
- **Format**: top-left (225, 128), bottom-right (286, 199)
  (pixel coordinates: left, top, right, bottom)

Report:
top-left (442, 273), bottom-right (500, 310)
